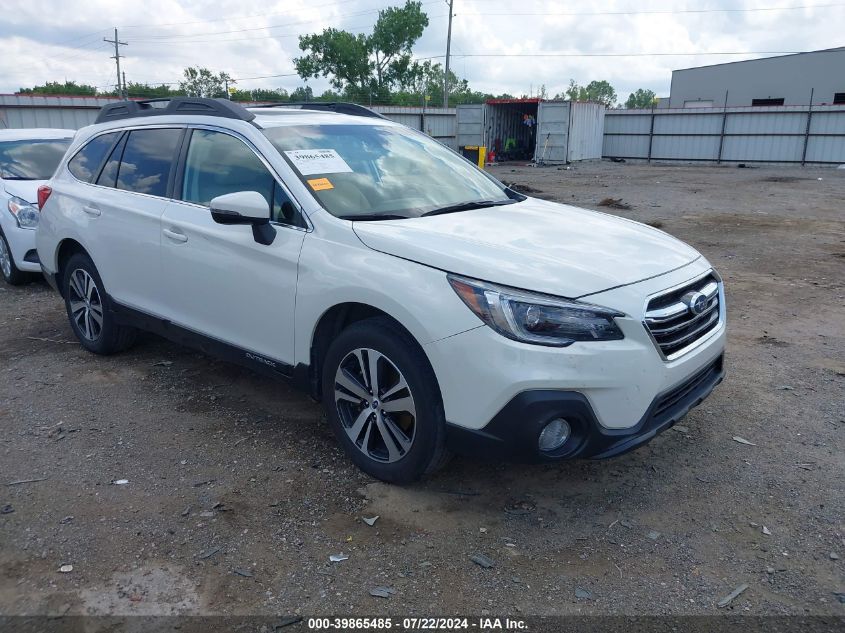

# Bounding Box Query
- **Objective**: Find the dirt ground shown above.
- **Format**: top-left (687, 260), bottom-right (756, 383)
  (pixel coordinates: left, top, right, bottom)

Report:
top-left (1, 162), bottom-right (843, 620)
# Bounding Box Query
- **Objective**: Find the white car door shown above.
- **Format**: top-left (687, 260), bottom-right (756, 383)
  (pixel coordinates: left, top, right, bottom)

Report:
top-left (159, 128), bottom-right (306, 368)
top-left (67, 127), bottom-right (184, 316)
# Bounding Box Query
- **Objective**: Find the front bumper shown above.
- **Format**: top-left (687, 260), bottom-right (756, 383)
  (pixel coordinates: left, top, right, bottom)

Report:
top-left (445, 354), bottom-right (724, 462)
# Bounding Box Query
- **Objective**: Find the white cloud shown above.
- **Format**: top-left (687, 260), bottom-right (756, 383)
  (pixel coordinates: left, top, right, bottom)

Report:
top-left (0, 0), bottom-right (841, 102)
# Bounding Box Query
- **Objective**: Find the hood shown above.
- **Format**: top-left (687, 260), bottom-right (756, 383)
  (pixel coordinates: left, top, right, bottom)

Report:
top-left (352, 197), bottom-right (700, 298)
top-left (3, 179), bottom-right (45, 205)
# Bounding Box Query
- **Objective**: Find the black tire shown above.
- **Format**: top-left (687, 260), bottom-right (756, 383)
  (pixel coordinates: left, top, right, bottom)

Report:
top-left (0, 229), bottom-right (31, 286)
top-left (321, 316), bottom-right (450, 484)
top-left (62, 252), bottom-right (137, 355)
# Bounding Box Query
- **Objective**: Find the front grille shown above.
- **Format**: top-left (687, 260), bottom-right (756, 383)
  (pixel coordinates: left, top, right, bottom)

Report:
top-left (644, 272), bottom-right (721, 360)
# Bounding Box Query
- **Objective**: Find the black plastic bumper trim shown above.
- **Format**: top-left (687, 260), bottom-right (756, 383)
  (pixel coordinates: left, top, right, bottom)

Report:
top-left (445, 354), bottom-right (724, 463)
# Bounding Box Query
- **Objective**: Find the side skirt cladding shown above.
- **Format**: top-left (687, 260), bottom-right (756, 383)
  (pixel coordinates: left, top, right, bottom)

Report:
top-left (110, 300), bottom-right (312, 391)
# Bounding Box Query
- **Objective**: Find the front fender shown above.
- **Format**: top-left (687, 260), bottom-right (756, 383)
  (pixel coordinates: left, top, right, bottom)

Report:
top-left (294, 228), bottom-right (481, 367)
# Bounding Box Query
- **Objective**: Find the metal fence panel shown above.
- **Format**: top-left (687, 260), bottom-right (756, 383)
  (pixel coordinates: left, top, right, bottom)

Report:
top-left (654, 112), bottom-right (723, 135)
top-left (725, 112), bottom-right (806, 135)
top-left (810, 110), bottom-right (845, 134)
top-left (805, 136), bottom-right (845, 163)
top-left (602, 134), bottom-right (650, 159)
top-left (604, 111), bottom-right (651, 134)
top-left (721, 135), bottom-right (805, 162)
top-left (652, 135), bottom-right (720, 160)
top-left (604, 105), bottom-right (845, 164)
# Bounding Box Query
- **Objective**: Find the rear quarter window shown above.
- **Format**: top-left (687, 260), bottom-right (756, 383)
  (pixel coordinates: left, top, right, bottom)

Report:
top-left (67, 132), bottom-right (121, 183)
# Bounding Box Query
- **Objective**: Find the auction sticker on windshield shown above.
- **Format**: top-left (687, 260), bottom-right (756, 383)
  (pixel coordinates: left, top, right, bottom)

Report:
top-left (284, 149), bottom-right (353, 176)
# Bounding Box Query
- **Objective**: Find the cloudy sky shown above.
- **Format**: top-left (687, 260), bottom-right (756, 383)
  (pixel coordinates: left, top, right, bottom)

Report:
top-left (0, 0), bottom-right (842, 102)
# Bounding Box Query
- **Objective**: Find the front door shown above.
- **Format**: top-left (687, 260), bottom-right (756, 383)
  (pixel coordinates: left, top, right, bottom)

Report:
top-left (160, 128), bottom-right (305, 368)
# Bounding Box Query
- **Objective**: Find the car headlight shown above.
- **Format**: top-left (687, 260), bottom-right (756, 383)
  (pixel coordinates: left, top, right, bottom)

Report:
top-left (7, 195), bottom-right (40, 229)
top-left (448, 274), bottom-right (624, 347)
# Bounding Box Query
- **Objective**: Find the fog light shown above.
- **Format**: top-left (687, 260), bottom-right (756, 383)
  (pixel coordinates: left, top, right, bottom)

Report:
top-left (538, 418), bottom-right (571, 452)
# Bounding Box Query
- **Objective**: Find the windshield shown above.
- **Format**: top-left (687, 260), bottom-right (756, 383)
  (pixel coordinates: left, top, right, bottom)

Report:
top-left (263, 123), bottom-right (511, 219)
top-left (0, 138), bottom-right (72, 180)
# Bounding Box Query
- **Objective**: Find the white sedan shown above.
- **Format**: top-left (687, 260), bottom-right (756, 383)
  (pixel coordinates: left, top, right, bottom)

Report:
top-left (0, 128), bottom-right (74, 284)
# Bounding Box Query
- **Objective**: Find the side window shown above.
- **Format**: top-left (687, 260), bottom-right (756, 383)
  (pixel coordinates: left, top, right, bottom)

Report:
top-left (116, 128), bottom-right (182, 197)
top-left (95, 133), bottom-right (127, 188)
top-left (182, 129), bottom-right (275, 209)
top-left (67, 132), bottom-right (120, 183)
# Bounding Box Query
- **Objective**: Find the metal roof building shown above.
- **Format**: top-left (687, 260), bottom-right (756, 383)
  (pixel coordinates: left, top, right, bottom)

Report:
top-left (668, 47), bottom-right (845, 108)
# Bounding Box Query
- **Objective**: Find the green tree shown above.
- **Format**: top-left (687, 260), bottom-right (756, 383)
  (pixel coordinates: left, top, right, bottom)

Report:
top-left (557, 79), bottom-right (617, 107)
top-left (123, 82), bottom-right (180, 98)
top-left (624, 88), bottom-right (658, 109)
top-left (18, 81), bottom-right (97, 96)
top-left (230, 87), bottom-right (289, 102)
top-left (178, 67), bottom-right (234, 98)
top-left (295, 1), bottom-right (429, 102)
top-left (289, 85), bottom-right (315, 102)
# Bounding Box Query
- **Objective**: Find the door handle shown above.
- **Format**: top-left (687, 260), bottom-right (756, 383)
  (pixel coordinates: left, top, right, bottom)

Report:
top-left (163, 228), bottom-right (188, 243)
top-left (82, 205), bottom-right (101, 217)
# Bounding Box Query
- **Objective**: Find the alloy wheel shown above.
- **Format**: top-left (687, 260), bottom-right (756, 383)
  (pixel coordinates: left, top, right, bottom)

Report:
top-left (334, 347), bottom-right (417, 463)
top-left (68, 268), bottom-right (104, 342)
top-left (0, 236), bottom-right (10, 279)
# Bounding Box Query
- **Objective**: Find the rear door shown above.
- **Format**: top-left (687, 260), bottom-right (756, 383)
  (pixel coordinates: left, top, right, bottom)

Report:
top-left (159, 127), bottom-right (306, 367)
top-left (61, 126), bottom-right (183, 316)
top-left (536, 101), bottom-right (571, 163)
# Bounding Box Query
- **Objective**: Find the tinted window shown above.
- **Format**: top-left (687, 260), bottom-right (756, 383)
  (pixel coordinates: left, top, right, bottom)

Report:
top-left (68, 133), bottom-right (120, 183)
top-left (116, 129), bottom-right (181, 197)
top-left (95, 133), bottom-right (126, 188)
top-left (182, 130), bottom-right (274, 208)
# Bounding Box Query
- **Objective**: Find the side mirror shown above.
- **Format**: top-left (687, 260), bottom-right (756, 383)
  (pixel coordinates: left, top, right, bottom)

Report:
top-left (209, 191), bottom-right (276, 245)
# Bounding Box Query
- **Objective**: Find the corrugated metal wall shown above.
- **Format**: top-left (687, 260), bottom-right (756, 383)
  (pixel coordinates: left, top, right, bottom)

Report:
top-left (0, 96), bottom-right (459, 149)
top-left (603, 104), bottom-right (845, 164)
top-left (0, 95), bottom-right (120, 129)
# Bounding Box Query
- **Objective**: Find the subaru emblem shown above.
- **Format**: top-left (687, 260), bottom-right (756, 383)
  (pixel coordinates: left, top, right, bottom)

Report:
top-left (684, 291), bottom-right (709, 315)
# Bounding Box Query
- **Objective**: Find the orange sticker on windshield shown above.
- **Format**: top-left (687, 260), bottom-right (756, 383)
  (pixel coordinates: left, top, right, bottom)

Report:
top-left (307, 177), bottom-right (334, 191)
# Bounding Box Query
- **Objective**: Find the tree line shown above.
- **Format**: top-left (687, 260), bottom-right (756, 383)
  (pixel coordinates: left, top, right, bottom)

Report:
top-left (18, 1), bottom-right (659, 109)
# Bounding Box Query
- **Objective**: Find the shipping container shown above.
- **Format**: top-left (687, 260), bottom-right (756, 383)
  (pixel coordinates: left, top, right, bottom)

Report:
top-left (456, 99), bottom-right (605, 164)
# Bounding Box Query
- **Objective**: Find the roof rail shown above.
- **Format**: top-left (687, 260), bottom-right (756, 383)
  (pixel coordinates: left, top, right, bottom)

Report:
top-left (249, 102), bottom-right (387, 120)
top-left (94, 98), bottom-right (256, 124)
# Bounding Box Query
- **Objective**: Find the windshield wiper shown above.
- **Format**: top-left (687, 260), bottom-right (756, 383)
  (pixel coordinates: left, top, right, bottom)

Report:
top-left (338, 213), bottom-right (410, 221)
top-left (1, 176), bottom-right (37, 181)
top-left (421, 199), bottom-right (517, 217)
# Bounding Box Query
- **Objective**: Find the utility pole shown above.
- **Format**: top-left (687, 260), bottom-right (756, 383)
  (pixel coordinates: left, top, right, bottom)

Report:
top-left (122, 71), bottom-right (127, 98)
top-left (443, 0), bottom-right (454, 108)
top-left (104, 28), bottom-right (127, 100)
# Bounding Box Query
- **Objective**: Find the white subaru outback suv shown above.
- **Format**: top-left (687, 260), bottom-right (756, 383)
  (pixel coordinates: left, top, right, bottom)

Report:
top-left (37, 98), bottom-right (725, 483)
